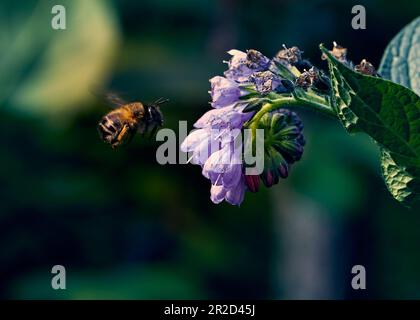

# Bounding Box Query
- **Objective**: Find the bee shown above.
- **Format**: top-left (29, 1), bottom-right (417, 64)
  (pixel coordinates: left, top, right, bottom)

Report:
top-left (97, 93), bottom-right (168, 149)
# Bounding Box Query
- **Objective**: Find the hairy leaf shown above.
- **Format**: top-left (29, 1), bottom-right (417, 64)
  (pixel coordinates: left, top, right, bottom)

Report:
top-left (381, 149), bottom-right (420, 204)
top-left (377, 17), bottom-right (420, 206)
top-left (320, 44), bottom-right (420, 206)
top-left (379, 17), bottom-right (420, 95)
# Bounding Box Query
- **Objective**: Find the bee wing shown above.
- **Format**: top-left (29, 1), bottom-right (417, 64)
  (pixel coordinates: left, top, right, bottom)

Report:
top-left (90, 87), bottom-right (127, 108)
top-left (104, 92), bottom-right (127, 108)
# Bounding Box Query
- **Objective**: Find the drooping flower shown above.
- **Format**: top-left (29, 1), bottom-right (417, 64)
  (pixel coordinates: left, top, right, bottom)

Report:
top-left (210, 175), bottom-right (245, 205)
top-left (205, 132), bottom-right (246, 205)
top-left (181, 102), bottom-right (253, 206)
top-left (182, 123), bottom-right (249, 205)
top-left (194, 103), bottom-right (253, 130)
top-left (203, 140), bottom-right (242, 189)
top-left (210, 76), bottom-right (244, 108)
top-left (180, 128), bottom-right (212, 165)
top-left (206, 147), bottom-right (246, 205)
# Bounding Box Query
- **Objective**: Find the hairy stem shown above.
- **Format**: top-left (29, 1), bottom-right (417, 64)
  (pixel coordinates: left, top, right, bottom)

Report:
top-left (249, 95), bottom-right (336, 130)
top-left (245, 94), bottom-right (337, 151)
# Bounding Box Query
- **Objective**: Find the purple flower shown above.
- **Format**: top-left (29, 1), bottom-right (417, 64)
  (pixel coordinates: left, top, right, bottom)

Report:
top-left (194, 103), bottom-right (253, 129)
top-left (210, 76), bottom-right (243, 108)
top-left (224, 49), bottom-right (270, 82)
top-left (210, 175), bottom-right (245, 205)
top-left (202, 141), bottom-right (242, 187)
top-left (182, 107), bottom-right (250, 205)
top-left (180, 128), bottom-right (213, 165)
top-left (210, 184), bottom-right (226, 204)
top-left (181, 101), bottom-right (253, 205)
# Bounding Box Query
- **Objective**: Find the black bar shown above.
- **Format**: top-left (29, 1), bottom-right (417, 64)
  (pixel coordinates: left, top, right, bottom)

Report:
top-left (0, 300), bottom-right (417, 318)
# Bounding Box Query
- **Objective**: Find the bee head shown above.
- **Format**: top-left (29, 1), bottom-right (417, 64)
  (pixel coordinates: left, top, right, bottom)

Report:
top-left (148, 97), bottom-right (168, 126)
top-left (148, 105), bottom-right (163, 126)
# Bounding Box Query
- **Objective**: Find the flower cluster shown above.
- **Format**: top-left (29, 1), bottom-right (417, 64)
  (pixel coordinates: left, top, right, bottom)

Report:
top-left (181, 47), bottom-right (310, 205)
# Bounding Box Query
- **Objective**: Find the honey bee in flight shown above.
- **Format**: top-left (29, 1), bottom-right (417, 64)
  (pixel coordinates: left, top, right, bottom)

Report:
top-left (98, 93), bottom-right (168, 149)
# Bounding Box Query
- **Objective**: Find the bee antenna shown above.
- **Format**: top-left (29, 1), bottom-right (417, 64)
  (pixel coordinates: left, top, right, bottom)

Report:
top-left (154, 97), bottom-right (170, 106)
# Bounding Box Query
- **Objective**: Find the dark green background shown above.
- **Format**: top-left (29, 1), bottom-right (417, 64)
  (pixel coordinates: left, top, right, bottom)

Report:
top-left (0, 0), bottom-right (419, 299)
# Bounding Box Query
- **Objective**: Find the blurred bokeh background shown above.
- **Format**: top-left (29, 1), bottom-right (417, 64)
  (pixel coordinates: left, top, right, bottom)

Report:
top-left (0, 0), bottom-right (419, 299)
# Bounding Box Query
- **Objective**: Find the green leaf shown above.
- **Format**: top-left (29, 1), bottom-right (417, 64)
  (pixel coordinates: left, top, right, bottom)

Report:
top-left (380, 148), bottom-right (420, 204)
top-left (320, 44), bottom-right (420, 206)
top-left (376, 17), bottom-right (420, 206)
top-left (271, 61), bottom-right (297, 81)
top-left (379, 16), bottom-right (420, 95)
top-left (292, 87), bottom-right (333, 115)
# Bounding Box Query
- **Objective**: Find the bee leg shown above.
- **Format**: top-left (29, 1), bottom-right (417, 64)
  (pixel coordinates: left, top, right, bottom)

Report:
top-left (118, 124), bottom-right (129, 140)
top-left (112, 124), bottom-right (129, 148)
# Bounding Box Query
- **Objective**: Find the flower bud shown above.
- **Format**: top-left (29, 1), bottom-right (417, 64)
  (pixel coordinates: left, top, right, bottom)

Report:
top-left (256, 109), bottom-right (305, 188)
top-left (244, 174), bottom-right (260, 193)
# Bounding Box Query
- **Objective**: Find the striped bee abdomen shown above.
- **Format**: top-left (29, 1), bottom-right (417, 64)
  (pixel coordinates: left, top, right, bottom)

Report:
top-left (98, 114), bottom-right (122, 144)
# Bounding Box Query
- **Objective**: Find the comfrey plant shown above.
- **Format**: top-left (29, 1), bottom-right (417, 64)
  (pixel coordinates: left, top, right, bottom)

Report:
top-left (182, 17), bottom-right (420, 207)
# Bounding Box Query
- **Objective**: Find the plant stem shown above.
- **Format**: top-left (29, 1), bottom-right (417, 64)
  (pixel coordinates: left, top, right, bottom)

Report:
top-left (253, 95), bottom-right (333, 124)
top-left (246, 95), bottom-right (337, 142)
